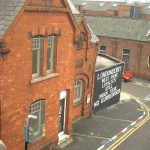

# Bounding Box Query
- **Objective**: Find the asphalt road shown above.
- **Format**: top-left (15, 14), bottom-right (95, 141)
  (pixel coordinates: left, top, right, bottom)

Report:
top-left (112, 82), bottom-right (150, 150)
top-left (63, 83), bottom-right (150, 150)
top-left (122, 82), bottom-right (150, 100)
top-left (62, 82), bottom-right (150, 150)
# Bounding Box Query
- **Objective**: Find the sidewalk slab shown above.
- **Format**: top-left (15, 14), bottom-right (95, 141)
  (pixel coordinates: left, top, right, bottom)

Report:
top-left (62, 135), bottom-right (102, 150)
top-left (132, 77), bottom-right (150, 87)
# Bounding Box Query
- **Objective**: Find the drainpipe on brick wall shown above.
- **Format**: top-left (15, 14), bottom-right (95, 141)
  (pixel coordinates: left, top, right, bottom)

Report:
top-left (137, 44), bottom-right (142, 77)
top-left (0, 64), bottom-right (1, 139)
top-left (112, 41), bottom-right (117, 57)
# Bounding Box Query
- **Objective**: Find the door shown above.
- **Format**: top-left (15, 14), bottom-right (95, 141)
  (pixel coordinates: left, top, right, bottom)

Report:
top-left (58, 91), bottom-right (67, 137)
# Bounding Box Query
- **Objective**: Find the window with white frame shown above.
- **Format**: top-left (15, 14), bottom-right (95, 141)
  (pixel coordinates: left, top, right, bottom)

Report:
top-left (99, 45), bottom-right (106, 54)
top-left (29, 100), bottom-right (45, 142)
top-left (32, 37), bottom-right (43, 78)
top-left (147, 55), bottom-right (150, 68)
top-left (47, 35), bottom-right (56, 74)
top-left (74, 80), bottom-right (84, 104)
top-left (122, 49), bottom-right (130, 69)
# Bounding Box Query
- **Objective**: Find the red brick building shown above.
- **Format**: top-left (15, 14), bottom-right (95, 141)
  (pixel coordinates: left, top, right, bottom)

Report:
top-left (72, 0), bottom-right (150, 19)
top-left (0, 0), bottom-right (98, 149)
top-left (72, 1), bottom-right (150, 80)
top-left (86, 16), bottom-right (150, 80)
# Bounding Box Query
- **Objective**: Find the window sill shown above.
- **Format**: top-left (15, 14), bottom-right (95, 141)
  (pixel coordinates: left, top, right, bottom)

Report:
top-left (76, 47), bottom-right (84, 50)
top-left (73, 100), bottom-right (83, 106)
top-left (31, 73), bottom-right (59, 84)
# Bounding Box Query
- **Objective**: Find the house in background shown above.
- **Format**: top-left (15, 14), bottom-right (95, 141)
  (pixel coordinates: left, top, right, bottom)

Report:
top-left (72, 0), bottom-right (150, 19)
top-left (0, 0), bottom-right (98, 149)
top-left (86, 16), bottom-right (150, 80)
top-left (71, 0), bottom-right (150, 80)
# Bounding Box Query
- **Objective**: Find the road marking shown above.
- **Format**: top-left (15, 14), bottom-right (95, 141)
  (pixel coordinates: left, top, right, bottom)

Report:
top-left (96, 93), bottom-right (148, 150)
top-left (144, 95), bottom-right (150, 101)
top-left (131, 82), bottom-right (150, 88)
top-left (106, 96), bottom-right (149, 150)
top-left (108, 101), bottom-right (149, 150)
top-left (137, 108), bottom-right (143, 112)
top-left (93, 115), bottom-right (133, 123)
top-left (73, 133), bottom-right (109, 140)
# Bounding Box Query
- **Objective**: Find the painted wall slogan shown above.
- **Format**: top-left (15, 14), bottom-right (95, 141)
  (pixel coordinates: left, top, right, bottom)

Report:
top-left (93, 64), bottom-right (124, 113)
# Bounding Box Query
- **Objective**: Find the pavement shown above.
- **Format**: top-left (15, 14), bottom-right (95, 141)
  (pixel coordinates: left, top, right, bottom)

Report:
top-left (132, 77), bottom-right (150, 88)
top-left (61, 91), bottom-right (146, 150)
top-left (60, 77), bottom-right (150, 150)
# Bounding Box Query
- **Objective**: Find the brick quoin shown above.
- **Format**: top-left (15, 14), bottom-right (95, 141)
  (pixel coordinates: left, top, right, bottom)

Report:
top-left (0, 0), bottom-right (98, 150)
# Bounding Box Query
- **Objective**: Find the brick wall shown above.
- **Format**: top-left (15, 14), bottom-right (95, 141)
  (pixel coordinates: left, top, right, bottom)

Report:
top-left (99, 37), bottom-right (150, 80)
top-left (0, 4), bottom-right (98, 150)
top-left (118, 5), bottom-right (131, 17)
top-left (141, 14), bottom-right (150, 20)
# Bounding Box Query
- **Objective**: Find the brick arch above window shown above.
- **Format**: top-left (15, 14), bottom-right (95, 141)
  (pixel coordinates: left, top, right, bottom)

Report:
top-left (74, 80), bottom-right (84, 104)
top-left (46, 26), bottom-right (61, 36)
top-left (75, 73), bottom-right (90, 88)
top-left (28, 26), bottom-right (61, 39)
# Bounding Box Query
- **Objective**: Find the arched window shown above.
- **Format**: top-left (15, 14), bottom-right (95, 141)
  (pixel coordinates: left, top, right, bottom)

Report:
top-left (29, 100), bottom-right (45, 142)
top-left (74, 80), bottom-right (84, 104)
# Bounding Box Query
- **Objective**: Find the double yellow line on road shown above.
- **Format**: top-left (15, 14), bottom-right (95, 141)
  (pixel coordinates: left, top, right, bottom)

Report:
top-left (106, 94), bottom-right (150, 150)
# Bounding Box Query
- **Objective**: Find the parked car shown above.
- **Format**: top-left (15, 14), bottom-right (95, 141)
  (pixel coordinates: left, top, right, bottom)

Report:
top-left (122, 72), bottom-right (133, 82)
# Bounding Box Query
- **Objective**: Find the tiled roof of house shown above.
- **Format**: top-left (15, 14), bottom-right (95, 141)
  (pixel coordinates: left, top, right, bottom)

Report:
top-left (0, 0), bottom-right (25, 38)
top-left (0, 0), bottom-right (99, 44)
top-left (85, 16), bottom-right (150, 42)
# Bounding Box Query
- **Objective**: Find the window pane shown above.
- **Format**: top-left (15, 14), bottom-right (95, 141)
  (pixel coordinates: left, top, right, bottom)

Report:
top-left (32, 50), bottom-right (38, 74)
top-left (47, 48), bottom-right (52, 71)
top-left (100, 45), bottom-right (106, 53)
top-left (123, 49), bottom-right (130, 69)
top-left (123, 49), bottom-right (130, 54)
top-left (74, 80), bottom-right (84, 103)
top-left (32, 37), bottom-right (42, 77)
top-left (31, 111), bottom-right (40, 135)
top-left (47, 36), bottom-right (56, 73)
top-left (29, 100), bottom-right (45, 141)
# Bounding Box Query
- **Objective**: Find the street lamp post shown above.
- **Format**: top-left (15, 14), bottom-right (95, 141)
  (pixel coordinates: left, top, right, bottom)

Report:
top-left (24, 114), bottom-right (37, 150)
top-left (25, 118), bottom-right (30, 150)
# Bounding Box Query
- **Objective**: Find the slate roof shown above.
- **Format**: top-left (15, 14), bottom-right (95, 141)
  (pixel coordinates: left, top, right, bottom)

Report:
top-left (0, 0), bottom-right (98, 44)
top-left (0, 0), bottom-right (25, 38)
top-left (69, 0), bottom-right (99, 43)
top-left (85, 16), bottom-right (150, 42)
